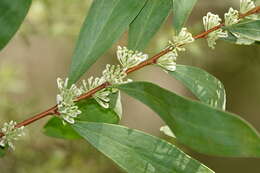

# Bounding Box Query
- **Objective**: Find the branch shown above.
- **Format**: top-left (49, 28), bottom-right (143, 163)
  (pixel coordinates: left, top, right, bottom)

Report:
top-left (0, 6), bottom-right (259, 138)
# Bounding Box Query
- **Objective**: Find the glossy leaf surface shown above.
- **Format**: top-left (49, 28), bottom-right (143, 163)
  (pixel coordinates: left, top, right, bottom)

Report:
top-left (0, 0), bottom-right (31, 50)
top-left (169, 65), bottom-right (226, 110)
top-left (172, 0), bottom-right (197, 33)
top-left (128, 0), bottom-right (172, 51)
top-left (224, 20), bottom-right (260, 41)
top-left (117, 82), bottom-right (260, 157)
top-left (68, 0), bottom-right (147, 84)
top-left (73, 122), bottom-right (214, 173)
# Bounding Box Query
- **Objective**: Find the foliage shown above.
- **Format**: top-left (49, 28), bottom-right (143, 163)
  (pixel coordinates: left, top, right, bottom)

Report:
top-left (1, 0), bottom-right (260, 172)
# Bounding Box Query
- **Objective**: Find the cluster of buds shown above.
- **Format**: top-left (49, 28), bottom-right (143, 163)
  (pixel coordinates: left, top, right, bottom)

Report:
top-left (56, 78), bottom-right (82, 124)
top-left (56, 0), bottom-right (258, 125)
top-left (240, 0), bottom-right (256, 14)
top-left (224, 8), bottom-right (240, 26)
top-left (117, 46), bottom-right (148, 70)
top-left (203, 0), bottom-right (258, 48)
top-left (236, 0), bottom-right (259, 44)
top-left (157, 51), bottom-right (178, 72)
top-left (0, 121), bottom-right (25, 150)
top-left (203, 12), bottom-right (228, 49)
top-left (80, 77), bottom-right (110, 109)
top-left (57, 46), bottom-right (149, 124)
top-left (157, 27), bottom-right (194, 72)
top-left (169, 27), bottom-right (195, 52)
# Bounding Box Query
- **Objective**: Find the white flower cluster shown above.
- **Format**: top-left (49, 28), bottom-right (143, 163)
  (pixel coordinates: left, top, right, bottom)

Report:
top-left (117, 46), bottom-right (148, 69)
top-left (57, 46), bottom-right (148, 124)
top-left (235, 0), bottom-right (258, 44)
top-left (80, 77), bottom-right (110, 108)
top-left (0, 121), bottom-right (25, 150)
top-left (157, 51), bottom-right (177, 72)
top-left (240, 0), bottom-right (255, 14)
top-left (158, 28), bottom-right (194, 72)
top-left (203, 12), bottom-right (228, 49)
top-left (169, 28), bottom-right (194, 52)
top-left (57, 78), bottom-right (82, 124)
top-left (102, 64), bottom-right (132, 85)
top-left (203, 0), bottom-right (258, 48)
top-left (225, 8), bottom-right (240, 26)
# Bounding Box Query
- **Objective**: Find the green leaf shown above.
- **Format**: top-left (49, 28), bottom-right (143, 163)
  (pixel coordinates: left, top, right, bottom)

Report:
top-left (73, 122), bottom-right (214, 173)
top-left (68, 0), bottom-right (147, 84)
top-left (0, 146), bottom-right (8, 157)
top-left (43, 117), bottom-right (82, 140)
top-left (128, 0), bottom-right (172, 51)
top-left (117, 82), bottom-right (260, 157)
top-left (224, 20), bottom-right (260, 41)
top-left (220, 31), bottom-right (239, 43)
top-left (172, 0), bottom-right (198, 34)
top-left (220, 31), bottom-right (260, 45)
top-left (77, 99), bottom-right (119, 123)
top-left (44, 99), bottom-right (119, 140)
top-left (109, 91), bottom-right (123, 119)
top-left (0, 0), bottom-right (31, 50)
top-left (169, 65), bottom-right (226, 110)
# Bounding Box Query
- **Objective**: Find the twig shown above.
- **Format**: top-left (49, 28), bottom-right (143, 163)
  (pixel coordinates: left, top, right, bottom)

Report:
top-left (0, 6), bottom-right (259, 138)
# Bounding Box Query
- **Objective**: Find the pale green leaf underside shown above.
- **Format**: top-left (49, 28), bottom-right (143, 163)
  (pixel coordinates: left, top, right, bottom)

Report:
top-left (0, 0), bottom-right (31, 50)
top-left (172, 0), bottom-right (198, 34)
top-left (73, 122), bottom-right (214, 173)
top-left (128, 0), bottom-right (172, 51)
top-left (169, 65), bottom-right (226, 110)
top-left (68, 0), bottom-right (147, 84)
top-left (224, 20), bottom-right (260, 41)
top-left (117, 82), bottom-right (260, 157)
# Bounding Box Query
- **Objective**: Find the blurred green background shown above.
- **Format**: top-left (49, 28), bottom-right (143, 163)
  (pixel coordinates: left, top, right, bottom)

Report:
top-left (0, 0), bottom-right (260, 172)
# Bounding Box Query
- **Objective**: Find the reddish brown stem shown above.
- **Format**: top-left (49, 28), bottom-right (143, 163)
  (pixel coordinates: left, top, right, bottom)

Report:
top-left (126, 47), bottom-right (173, 74)
top-left (75, 82), bottom-right (110, 101)
top-left (193, 23), bottom-right (225, 40)
top-left (1, 6), bottom-right (259, 139)
top-left (0, 105), bottom-right (58, 138)
top-left (239, 6), bottom-right (260, 18)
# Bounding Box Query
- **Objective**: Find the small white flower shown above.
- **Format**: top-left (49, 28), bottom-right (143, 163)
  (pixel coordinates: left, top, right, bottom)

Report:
top-left (157, 51), bottom-right (177, 72)
top-left (102, 64), bottom-right (132, 85)
top-left (203, 12), bottom-right (228, 49)
top-left (0, 121), bottom-right (25, 150)
top-left (225, 8), bottom-right (240, 26)
top-left (117, 46), bottom-right (148, 69)
top-left (169, 28), bottom-right (194, 52)
top-left (240, 0), bottom-right (255, 14)
top-left (56, 78), bottom-right (82, 124)
top-left (81, 77), bottom-right (110, 108)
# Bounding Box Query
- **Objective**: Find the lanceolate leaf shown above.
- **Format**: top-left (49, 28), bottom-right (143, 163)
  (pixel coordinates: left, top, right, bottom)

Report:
top-left (128, 0), bottom-right (172, 51)
top-left (169, 65), bottom-right (226, 110)
top-left (0, 0), bottom-right (31, 50)
top-left (68, 0), bottom-right (147, 84)
top-left (43, 117), bottom-right (82, 140)
top-left (220, 31), bottom-right (259, 45)
top-left (44, 99), bottom-right (119, 140)
top-left (224, 19), bottom-right (260, 41)
top-left (73, 122), bottom-right (214, 173)
top-left (172, 0), bottom-right (198, 34)
top-left (117, 82), bottom-right (260, 157)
